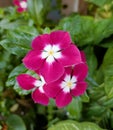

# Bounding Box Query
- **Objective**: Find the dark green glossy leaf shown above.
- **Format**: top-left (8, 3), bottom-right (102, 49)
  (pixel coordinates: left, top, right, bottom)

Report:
top-left (87, 103), bottom-right (106, 117)
top-left (57, 15), bottom-right (113, 46)
top-left (84, 47), bottom-right (98, 76)
top-left (0, 28), bottom-right (37, 56)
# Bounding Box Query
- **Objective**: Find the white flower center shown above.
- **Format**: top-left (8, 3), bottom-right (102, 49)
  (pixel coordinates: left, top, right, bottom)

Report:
top-left (34, 76), bottom-right (46, 93)
top-left (20, 1), bottom-right (27, 8)
top-left (61, 75), bottom-right (77, 93)
top-left (41, 45), bottom-right (61, 63)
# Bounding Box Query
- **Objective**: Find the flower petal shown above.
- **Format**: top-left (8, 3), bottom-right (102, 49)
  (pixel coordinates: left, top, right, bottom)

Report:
top-left (13, 0), bottom-right (20, 6)
top-left (55, 91), bottom-right (72, 108)
top-left (59, 45), bottom-right (82, 67)
top-left (44, 81), bottom-right (62, 98)
top-left (32, 34), bottom-right (51, 50)
top-left (73, 63), bottom-right (88, 81)
top-left (16, 74), bottom-right (36, 90)
top-left (39, 61), bottom-right (64, 83)
top-left (17, 7), bottom-right (25, 13)
top-left (80, 51), bottom-right (87, 62)
top-left (64, 66), bottom-right (72, 75)
top-left (71, 82), bottom-right (87, 96)
top-left (23, 50), bottom-right (44, 70)
top-left (32, 88), bottom-right (49, 105)
top-left (50, 30), bottom-right (71, 48)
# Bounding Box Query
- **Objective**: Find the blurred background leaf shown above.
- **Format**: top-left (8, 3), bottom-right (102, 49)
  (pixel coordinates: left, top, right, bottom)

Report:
top-left (6, 114), bottom-right (26, 130)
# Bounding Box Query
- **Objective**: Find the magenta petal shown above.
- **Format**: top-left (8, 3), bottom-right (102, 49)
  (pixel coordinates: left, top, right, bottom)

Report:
top-left (17, 7), bottom-right (25, 13)
top-left (32, 88), bottom-right (49, 105)
top-left (64, 66), bottom-right (72, 75)
top-left (71, 82), bottom-right (87, 96)
top-left (13, 0), bottom-right (20, 6)
top-left (16, 74), bottom-right (36, 90)
top-left (44, 81), bottom-right (62, 98)
top-left (39, 61), bottom-right (64, 83)
top-left (73, 63), bottom-right (88, 81)
top-left (59, 45), bottom-right (82, 67)
top-left (80, 51), bottom-right (87, 62)
top-left (55, 91), bottom-right (72, 108)
top-left (50, 30), bottom-right (71, 48)
top-left (23, 50), bottom-right (44, 70)
top-left (32, 34), bottom-right (51, 50)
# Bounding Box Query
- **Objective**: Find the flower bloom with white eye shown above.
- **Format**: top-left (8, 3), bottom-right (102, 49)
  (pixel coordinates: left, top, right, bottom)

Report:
top-left (44, 63), bottom-right (88, 108)
top-left (16, 74), bottom-right (49, 105)
top-left (23, 30), bottom-right (82, 83)
top-left (13, 0), bottom-right (27, 13)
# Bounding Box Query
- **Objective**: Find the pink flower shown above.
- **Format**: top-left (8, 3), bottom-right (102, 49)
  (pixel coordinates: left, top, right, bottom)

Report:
top-left (13, 0), bottom-right (27, 13)
top-left (23, 30), bottom-right (82, 83)
top-left (44, 63), bottom-right (88, 108)
top-left (16, 74), bottom-right (49, 105)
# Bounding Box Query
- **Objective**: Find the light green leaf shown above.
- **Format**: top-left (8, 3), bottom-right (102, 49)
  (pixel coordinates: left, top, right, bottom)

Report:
top-left (102, 48), bottom-right (113, 98)
top-left (48, 120), bottom-right (104, 130)
top-left (6, 114), bottom-right (26, 130)
top-left (66, 98), bottom-right (82, 119)
top-left (85, 0), bottom-right (112, 7)
top-left (104, 76), bottom-right (113, 98)
top-left (0, 19), bottom-right (25, 30)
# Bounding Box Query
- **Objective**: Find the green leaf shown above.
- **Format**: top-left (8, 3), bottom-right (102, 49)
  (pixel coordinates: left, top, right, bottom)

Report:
top-left (0, 19), bottom-right (25, 30)
top-left (28, 0), bottom-right (50, 26)
top-left (57, 15), bottom-right (95, 46)
top-left (6, 64), bottom-right (39, 95)
top-left (6, 114), bottom-right (26, 130)
top-left (66, 98), bottom-right (82, 119)
top-left (48, 120), bottom-right (104, 130)
top-left (104, 76), bottom-right (113, 98)
top-left (0, 29), bottom-right (35, 56)
top-left (81, 92), bottom-right (90, 102)
top-left (85, 0), bottom-right (112, 7)
top-left (102, 48), bottom-right (113, 70)
top-left (6, 64), bottom-right (27, 87)
top-left (57, 15), bottom-right (113, 46)
top-left (87, 103), bottom-right (106, 117)
top-left (84, 47), bottom-right (98, 76)
top-left (102, 48), bottom-right (113, 98)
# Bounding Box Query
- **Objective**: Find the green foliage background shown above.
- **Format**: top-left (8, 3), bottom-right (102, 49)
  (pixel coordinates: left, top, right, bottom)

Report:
top-left (1, 0), bottom-right (113, 129)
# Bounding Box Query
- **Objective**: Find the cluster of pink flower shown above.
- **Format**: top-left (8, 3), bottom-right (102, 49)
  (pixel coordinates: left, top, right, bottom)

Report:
top-left (17, 30), bottom-right (88, 108)
top-left (13, 0), bottom-right (27, 13)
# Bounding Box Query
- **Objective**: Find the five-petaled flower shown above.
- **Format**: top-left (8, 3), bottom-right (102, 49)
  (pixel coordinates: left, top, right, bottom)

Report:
top-left (16, 30), bottom-right (88, 108)
top-left (44, 63), bottom-right (88, 108)
top-left (13, 0), bottom-right (27, 13)
top-left (23, 30), bottom-right (82, 83)
top-left (17, 74), bottom-right (49, 105)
